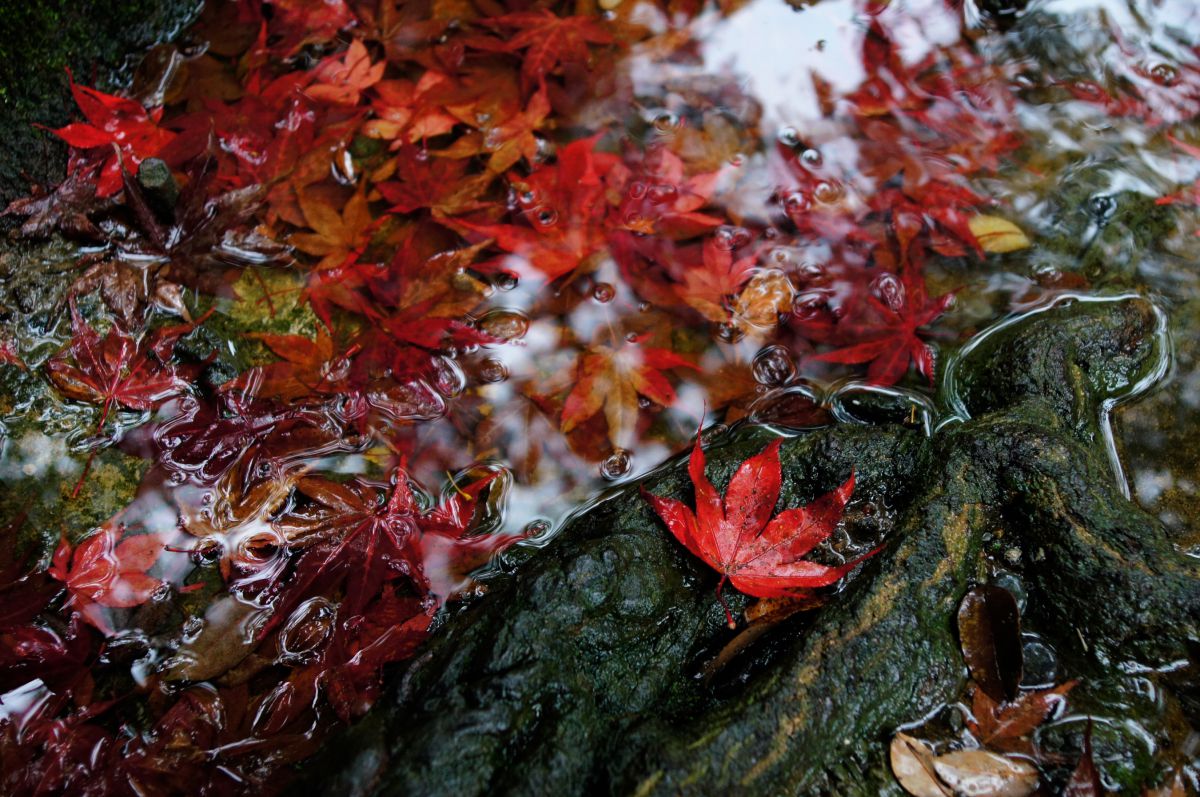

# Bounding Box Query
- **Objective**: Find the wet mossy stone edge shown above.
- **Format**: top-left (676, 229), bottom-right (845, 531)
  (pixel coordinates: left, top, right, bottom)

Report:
top-left (307, 295), bottom-right (1199, 796)
top-left (0, 0), bottom-right (200, 209)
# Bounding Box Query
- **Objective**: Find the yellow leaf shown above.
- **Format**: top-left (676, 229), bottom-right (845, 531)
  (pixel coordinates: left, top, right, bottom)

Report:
top-left (969, 215), bottom-right (1031, 254)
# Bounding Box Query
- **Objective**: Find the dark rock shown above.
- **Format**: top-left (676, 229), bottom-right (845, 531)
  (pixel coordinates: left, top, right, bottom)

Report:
top-left (305, 295), bottom-right (1198, 795)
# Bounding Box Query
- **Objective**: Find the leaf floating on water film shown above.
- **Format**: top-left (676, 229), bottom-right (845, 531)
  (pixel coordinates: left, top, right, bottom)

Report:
top-left (968, 215), bottom-right (1031, 254)
top-left (957, 585), bottom-right (1023, 703)
top-left (930, 749), bottom-right (1038, 797)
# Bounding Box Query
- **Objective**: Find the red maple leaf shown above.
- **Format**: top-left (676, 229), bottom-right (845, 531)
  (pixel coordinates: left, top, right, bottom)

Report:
top-left (48, 72), bottom-right (174, 197)
top-left (475, 10), bottom-right (614, 91)
top-left (799, 264), bottom-right (953, 386)
top-left (45, 303), bottom-right (193, 433)
top-left (48, 524), bottom-right (164, 633)
top-left (305, 40), bottom-right (385, 106)
top-left (643, 437), bottom-right (869, 626)
top-left (457, 135), bottom-right (619, 279)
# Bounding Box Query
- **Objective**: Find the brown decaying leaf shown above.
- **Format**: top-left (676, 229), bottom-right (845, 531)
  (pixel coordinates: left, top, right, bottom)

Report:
top-left (1063, 722), bottom-right (1107, 796)
top-left (930, 749), bottom-right (1038, 797)
top-left (967, 680), bottom-right (1076, 749)
top-left (957, 585), bottom-right (1023, 703)
top-left (890, 733), bottom-right (953, 797)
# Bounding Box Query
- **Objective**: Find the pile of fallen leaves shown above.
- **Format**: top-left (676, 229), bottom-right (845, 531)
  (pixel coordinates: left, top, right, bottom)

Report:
top-left (1, 0), bottom-right (1197, 793)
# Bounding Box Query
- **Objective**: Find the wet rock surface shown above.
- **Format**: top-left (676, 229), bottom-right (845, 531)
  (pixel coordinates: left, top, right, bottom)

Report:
top-left (309, 296), bottom-right (1199, 795)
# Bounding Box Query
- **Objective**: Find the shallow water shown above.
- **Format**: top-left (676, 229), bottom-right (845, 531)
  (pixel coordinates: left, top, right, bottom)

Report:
top-left (0, 0), bottom-right (1197, 792)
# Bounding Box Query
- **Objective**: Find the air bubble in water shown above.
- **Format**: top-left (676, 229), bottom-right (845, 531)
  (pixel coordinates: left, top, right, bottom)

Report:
top-left (277, 597), bottom-right (336, 666)
top-left (479, 357), bottom-right (508, 383)
top-left (752, 345), bottom-right (796, 386)
top-left (478, 309), bottom-right (530, 341)
top-left (871, 273), bottom-right (906, 312)
top-left (600, 449), bottom-right (633, 480)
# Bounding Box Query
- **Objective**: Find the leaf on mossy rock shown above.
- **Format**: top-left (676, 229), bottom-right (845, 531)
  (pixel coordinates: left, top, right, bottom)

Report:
top-left (957, 585), bottom-right (1023, 703)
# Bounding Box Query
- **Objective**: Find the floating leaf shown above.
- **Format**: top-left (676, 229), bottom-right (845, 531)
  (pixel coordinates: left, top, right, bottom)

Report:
top-left (958, 585), bottom-right (1023, 703)
top-left (969, 215), bottom-right (1031, 254)
top-left (931, 749), bottom-right (1039, 797)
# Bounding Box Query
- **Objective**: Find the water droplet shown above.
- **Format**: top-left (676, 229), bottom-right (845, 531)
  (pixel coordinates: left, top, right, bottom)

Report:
top-left (647, 184), bottom-right (678, 205)
top-left (715, 226), bottom-right (751, 250)
top-left (777, 126), bottom-right (802, 148)
top-left (201, 491), bottom-right (214, 505)
top-left (190, 537), bottom-right (223, 566)
top-left (277, 597), bottom-right (336, 666)
top-left (783, 191), bottom-right (811, 215)
top-left (599, 449), bottom-right (633, 480)
top-left (871, 273), bottom-right (906, 312)
top-left (535, 207), bottom-right (559, 227)
top-left (800, 148), bottom-right (823, 167)
top-left (792, 292), bottom-right (827, 320)
top-left (479, 357), bottom-right (508, 383)
top-left (430, 356), bottom-right (467, 397)
top-left (628, 181), bottom-right (647, 199)
top-left (813, 180), bottom-right (844, 204)
top-left (524, 519), bottom-right (551, 537)
top-left (592, 282), bottom-right (616, 303)
top-left (478, 309), bottom-right (530, 341)
top-left (517, 189), bottom-right (538, 207)
top-left (638, 301), bottom-right (652, 313)
top-left (1148, 62), bottom-right (1179, 87)
top-left (752, 345), bottom-right (796, 386)
top-left (494, 272), bottom-right (518, 291)
top-left (652, 112), bottom-right (679, 134)
top-left (182, 616), bottom-right (205, 641)
top-left (715, 322), bottom-right (745, 343)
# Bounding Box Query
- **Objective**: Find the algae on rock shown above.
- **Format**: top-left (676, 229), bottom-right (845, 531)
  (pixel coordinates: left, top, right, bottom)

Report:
top-left (309, 295), bottom-right (1199, 796)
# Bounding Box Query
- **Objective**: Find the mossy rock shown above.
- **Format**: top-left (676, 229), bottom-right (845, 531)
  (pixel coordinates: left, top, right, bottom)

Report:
top-left (308, 295), bottom-right (1198, 795)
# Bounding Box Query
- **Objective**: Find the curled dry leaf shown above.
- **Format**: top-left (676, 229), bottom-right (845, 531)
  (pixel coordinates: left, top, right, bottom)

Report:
top-left (957, 585), bottom-right (1023, 703)
top-left (931, 749), bottom-right (1039, 797)
top-left (968, 215), bottom-right (1031, 254)
top-left (890, 733), bottom-right (952, 797)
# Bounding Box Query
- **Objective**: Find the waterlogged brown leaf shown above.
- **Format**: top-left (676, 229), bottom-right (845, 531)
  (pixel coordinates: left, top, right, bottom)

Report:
top-left (969, 681), bottom-right (1077, 748)
top-left (1063, 723), bottom-right (1106, 796)
top-left (931, 750), bottom-right (1038, 797)
top-left (890, 733), bottom-right (952, 797)
top-left (969, 215), bottom-right (1030, 254)
top-left (958, 585), bottom-right (1023, 703)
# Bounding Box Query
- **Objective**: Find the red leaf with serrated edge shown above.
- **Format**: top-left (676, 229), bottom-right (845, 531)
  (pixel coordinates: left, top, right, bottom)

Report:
top-left (48, 71), bottom-right (174, 197)
top-left (643, 437), bottom-right (871, 626)
top-left (45, 302), bottom-right (194, 433)
top-left (561, 338), bottom-right (697, 447)
top-left (457, 135), bottom-right (619, 279)
top-left (475, 9), bottom-right (614, 91)
top-left (48, 524), bottom-right (164, 633)
top-left (802, 264), bottom-right (952, 386)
